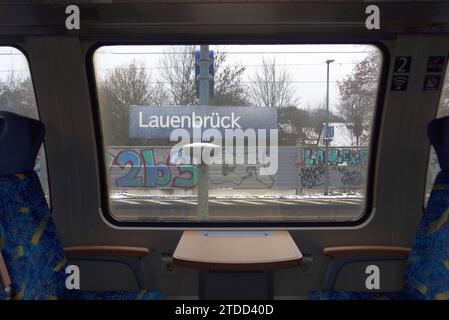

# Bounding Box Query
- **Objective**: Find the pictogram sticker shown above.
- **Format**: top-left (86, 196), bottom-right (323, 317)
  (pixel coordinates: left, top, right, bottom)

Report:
top-left (426, 56), bottom-right (446, 73)
top-left (423, 75), bottom-right (442, 91)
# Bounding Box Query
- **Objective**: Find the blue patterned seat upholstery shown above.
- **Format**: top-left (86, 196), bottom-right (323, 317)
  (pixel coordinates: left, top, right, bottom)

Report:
top-left (0, 287), bottom-right (5, 300)
top-left (0, 111), bottom-right (163, 300)
top-left (309, 290), bottom-right (412, 300)
top-left (310, 116), bottom-right (449, 300)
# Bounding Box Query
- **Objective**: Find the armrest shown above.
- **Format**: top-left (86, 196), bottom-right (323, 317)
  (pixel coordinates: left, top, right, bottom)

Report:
top-left (322, 246), bottom-right (411, 291)
top-left (64, 245), bottom-right (151, 289)
top-left (64, 246), bottom-right (149, 259)
top-left (0, 253), bottom-right (11, 299)
top-left (324, 246), bottom-right (411, 259)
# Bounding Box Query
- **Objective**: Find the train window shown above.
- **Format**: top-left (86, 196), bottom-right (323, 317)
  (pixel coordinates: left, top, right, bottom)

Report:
top-left (0, 46), bottom-right (50, 204)
top-left (92, 44), bottom-right (383, 225)
top-left (425, 66), bottom-right (449, 204)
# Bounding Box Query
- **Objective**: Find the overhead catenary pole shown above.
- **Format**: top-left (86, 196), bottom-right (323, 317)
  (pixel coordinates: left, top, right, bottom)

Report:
top-left (324, 59), bottom-right (334, 196)
top-left (197, 45), bottom-right (212, 219)
top-left (198, 45), bottom-right (211, 106)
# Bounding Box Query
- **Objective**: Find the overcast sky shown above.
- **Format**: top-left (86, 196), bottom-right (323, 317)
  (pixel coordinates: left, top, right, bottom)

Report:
top-left (93, 44), bottom-right (380, 113)
top-left (0, 44), bottom-right (381, 114)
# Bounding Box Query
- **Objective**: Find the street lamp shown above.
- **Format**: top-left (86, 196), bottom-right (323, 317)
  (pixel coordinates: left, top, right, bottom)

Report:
top-left (324, 59), bottom-right (334, 196)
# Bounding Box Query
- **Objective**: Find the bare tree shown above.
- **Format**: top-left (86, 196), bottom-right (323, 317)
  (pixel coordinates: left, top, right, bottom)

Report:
top-left (278, 106), bottom-right (318, 145)
top-left (97, 60), bottom-right (166, 145)
top-left (248, 57), bottom-right (298, 108)
top-left (151, 82), bottom-right (170, 107)
top-left (159, 46), bottom-right (249, 106)
top-left (158, 46), bottom-right (197, 106)
top-left (210, 51), bottom-right (249, 106)
top-left (0, 72), bottom-right (37, 119)
top-left (100, 60), bottom-right (162, 106)
top-left (278, 103), bottom-right (343, 146)
top-left (337, 52), bottom-right (381, 146)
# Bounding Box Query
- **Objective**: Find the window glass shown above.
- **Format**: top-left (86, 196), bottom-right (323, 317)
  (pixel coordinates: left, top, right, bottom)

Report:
top-left (0, 47), bottom-right (50, 203)
top-left (93, 44), bottom-right (383, 224)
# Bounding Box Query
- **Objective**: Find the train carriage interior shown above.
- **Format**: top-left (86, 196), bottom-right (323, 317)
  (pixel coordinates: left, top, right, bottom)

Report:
top-left (1, 0), bottom-right (449, 309)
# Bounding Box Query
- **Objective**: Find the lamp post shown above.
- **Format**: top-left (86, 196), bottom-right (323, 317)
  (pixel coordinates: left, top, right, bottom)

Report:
top-left (197, 45), bottom-right (212, 219)
top-left (324, 59), bottom-right (334, 196)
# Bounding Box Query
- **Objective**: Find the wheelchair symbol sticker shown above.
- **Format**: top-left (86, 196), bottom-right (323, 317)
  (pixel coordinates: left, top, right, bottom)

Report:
top-left (423, 75), bottom-right (442, 91)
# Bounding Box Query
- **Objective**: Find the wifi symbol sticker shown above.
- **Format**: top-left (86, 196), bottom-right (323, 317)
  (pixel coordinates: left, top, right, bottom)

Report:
top-left (391, 75), bottom-right (409, 91)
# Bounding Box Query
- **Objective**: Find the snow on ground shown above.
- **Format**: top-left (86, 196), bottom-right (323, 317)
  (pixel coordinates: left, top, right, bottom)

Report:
top-left (110, 190), bottom-right (363, 200)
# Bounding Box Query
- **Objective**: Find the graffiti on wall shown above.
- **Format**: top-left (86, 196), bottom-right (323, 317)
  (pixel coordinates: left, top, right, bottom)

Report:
top-left (105, 146), bottom-right (370, 190)
top-left (298, 165), bottom-right (366, 189)
top-left (105, 147), bottom-right (276, 190)
top-left (302, 147), bottom-right (368, 166)
top-left (106, 147), bottom-right (199, 189)
top-left (298, 147), bottom-right (368, 189)
top-left (299, 166), bottom-right (325, 188)
top-left (209, 164), bottom-right (276, 189)
top-left (338, 167), bottom-right (362, 187)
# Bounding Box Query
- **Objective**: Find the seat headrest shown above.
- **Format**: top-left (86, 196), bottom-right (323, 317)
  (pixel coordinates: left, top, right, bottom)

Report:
top-left (0, 111), bottom-right (45, 176)
top-left (428, 115), bottom-right (449, 172)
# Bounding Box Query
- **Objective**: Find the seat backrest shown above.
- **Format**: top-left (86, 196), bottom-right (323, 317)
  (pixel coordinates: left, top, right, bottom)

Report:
top-left (0, 111), bottom-right (44, 176)
top-left (0, 111), bottom-right (67, 300)
top-left (404, 116), bottom-right (449, 300)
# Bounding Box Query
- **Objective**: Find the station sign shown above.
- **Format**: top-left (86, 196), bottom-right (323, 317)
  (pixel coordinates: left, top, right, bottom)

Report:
top-left (129, 105), bottom-right (278, 139)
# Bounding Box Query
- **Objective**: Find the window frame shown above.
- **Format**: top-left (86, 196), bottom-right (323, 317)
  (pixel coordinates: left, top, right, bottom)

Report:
top-left (0, 43), bottom-right (52, 208)
top-left (86, 38), bottom-right (390, 229)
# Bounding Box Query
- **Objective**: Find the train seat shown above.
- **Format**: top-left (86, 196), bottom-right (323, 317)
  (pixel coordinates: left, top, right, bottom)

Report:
top-left (0, 111), bottom-right (163, 300)
top-left (310, 115), bottom-right (449, 300)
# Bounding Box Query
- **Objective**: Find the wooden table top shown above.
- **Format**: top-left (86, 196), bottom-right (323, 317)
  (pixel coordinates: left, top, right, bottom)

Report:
top-left (173, 230), bottom-right (303, 271)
